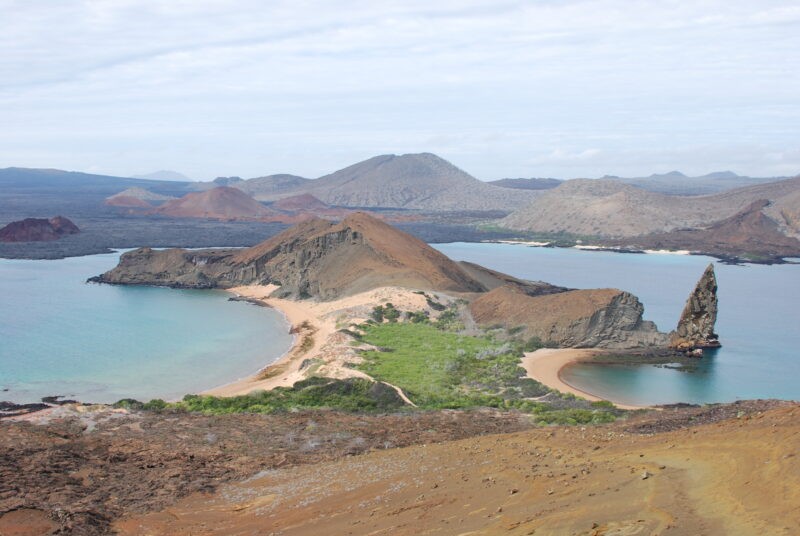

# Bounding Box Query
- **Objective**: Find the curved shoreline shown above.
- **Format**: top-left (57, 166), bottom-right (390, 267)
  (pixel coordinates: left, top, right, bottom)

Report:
top-left (521, 348), bottom-right (648, 410)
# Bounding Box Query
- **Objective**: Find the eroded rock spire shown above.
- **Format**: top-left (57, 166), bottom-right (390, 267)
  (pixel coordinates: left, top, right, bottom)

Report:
top-left (670, 263), bottom-right (720, 353)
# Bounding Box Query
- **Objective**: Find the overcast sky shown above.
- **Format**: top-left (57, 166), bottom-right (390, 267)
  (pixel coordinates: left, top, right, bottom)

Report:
top-left (1, 0), bottom-right (799, 180)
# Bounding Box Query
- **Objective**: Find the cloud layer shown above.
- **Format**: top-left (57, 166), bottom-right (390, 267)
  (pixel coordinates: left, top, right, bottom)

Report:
top-left (1, 0), bottom-right (798, 179)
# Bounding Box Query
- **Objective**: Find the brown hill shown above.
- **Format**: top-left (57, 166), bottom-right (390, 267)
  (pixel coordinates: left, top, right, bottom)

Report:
top-left (105, 195), bottom-right (153, 209)
top-left (0, 216), bottom-right (79, 242)
top-left (501, 176), bottom-right (800, 238)
top-left (272, 193), bottom-right (329, 212)
top-left (609, 199), bottom-right (800, 261)
top-left (94, 212), bottom-right (487, 299)
top-left (470, 285), bottom-right (667, 348)
top-left (152, 186), bottom-right (276, 220)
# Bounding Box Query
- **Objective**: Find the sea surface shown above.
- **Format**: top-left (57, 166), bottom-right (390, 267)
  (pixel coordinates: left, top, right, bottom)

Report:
top-left (0, 252), bottom-right (292, 404)
top-left (435, 243), bottom-right (800, 406)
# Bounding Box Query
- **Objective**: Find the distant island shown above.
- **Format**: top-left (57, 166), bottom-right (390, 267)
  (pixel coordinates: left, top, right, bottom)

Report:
top-left (2, 153), bottom-right (799, 263)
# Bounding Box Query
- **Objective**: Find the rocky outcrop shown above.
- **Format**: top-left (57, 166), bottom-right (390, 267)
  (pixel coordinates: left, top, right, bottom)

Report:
top-left (0, 216), bottom-right (80, 242)
top-left (469, 285), bottom-right (668, 349)
top-left (92, 213), bottom-right (488, 299)
top-left (669, 264), bottom-right (720, 351)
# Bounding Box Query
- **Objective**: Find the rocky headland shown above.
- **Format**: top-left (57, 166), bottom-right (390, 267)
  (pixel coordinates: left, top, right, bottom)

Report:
top-left (0, 216), bottom-right (79, 242)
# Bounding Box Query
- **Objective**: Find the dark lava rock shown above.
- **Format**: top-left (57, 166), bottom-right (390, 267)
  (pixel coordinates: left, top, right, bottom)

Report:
top-left (0, 216), bottom-right (80, 242)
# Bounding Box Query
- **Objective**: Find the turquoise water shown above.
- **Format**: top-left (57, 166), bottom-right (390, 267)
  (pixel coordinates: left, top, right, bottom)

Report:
top-left (435, 243), bottom-right (800, 406)
top-left (0, 252), bottom-right (293, 404)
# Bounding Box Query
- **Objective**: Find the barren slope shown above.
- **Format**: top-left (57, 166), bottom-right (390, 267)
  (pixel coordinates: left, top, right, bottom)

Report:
top-left (291, 153), bottom-right (539, 211)
top-left (152, 186), bottom-right (276, 220)
top-left (502, 176), bottom-right (800, 238)
top-left (115, 402), bottom-right (800, 536)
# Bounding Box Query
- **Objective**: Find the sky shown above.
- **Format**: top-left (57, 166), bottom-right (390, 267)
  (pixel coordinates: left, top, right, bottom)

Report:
top-left (1, 0), bottom-right (799, 181)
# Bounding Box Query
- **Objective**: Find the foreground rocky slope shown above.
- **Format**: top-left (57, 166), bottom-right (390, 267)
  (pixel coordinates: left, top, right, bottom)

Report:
top-left (113, 401), bottom-right (798, 536)
top-left (3, 401), bottom-right (792, 535)
top-left (0, 216), bottom-right (79, 242)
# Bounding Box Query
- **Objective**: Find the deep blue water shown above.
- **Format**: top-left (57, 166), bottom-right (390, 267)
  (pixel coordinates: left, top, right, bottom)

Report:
top-left (0, 252), bottom-right (292, 404)
top-left (435, 243), bottom-right (800, 406)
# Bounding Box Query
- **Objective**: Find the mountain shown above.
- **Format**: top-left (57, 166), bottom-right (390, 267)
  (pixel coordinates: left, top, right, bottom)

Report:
top-left (132, 170), bottom-right (192, 181)
top-left (152, 186), bottom-right (277, 220)
top-left (607, 200), bottom-right (800, 262)
top-left (105, 187), bottom-right (176, 208)
top-left (94, 212), bottom-right (487, 298)
top-left (303, 153), bottom-right (539, 211)
top-left (0, 216), bottom-right (79, 242)
top-left (271, 193), bottom-right (329, 212)
top-left (488, 178), bottom-right (563, 191)
top-left (618, 170), bottom-right (787, 195)
top-left (0, 167), bottom-right (191, 197)
top-left (233, 174), bottom-right (311, 199)
top-left (501, 176), bottom-right (800, 238)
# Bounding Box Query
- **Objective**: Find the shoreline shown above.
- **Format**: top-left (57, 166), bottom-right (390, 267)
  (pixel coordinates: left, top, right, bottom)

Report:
top-left (521, 348), bottom-right (647, 410)
top-left (204, 285), bottom-right (336, 397)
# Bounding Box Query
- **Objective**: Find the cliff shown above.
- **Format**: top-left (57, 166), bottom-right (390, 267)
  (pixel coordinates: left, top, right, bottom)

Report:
top-left (669, 264), bottom-right (720, 351)
top-left (93, 213), bottom-right (487, 299)
top-left (0, 216), bottom-right (80, 242)
top-left (469, 285), bottom-right (667, 349)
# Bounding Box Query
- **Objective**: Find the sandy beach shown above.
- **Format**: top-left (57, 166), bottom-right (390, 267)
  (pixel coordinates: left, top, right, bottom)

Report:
top-left (205, 285), bottom-right (434, 400)
top-left (521, 348), bottom-right (646, 410)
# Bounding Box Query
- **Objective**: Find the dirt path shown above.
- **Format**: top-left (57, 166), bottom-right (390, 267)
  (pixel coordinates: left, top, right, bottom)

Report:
top-left (115, 404), bottom-right (800, 535)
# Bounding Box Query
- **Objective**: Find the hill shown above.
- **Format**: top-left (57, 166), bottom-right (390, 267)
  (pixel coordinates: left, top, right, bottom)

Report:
top-left (619, 170), bottom-right (789, 195)
top-left (233, 174), bottom-right (311, 199)
top-left (105, 187), bottom-right (176, 208)
top-left (94, 213), bottom-right (486, 298)
top-left (607, 200), bottom-right (800, 262)
top-left (257, 153), bottom-right (540, 211)
top-left (489, 178), bottom-right (563, 190)
top-left (271, 193), bottom-right (329, 212)
top-left (132, 170), bottom-right (191, 181)
top-left (0, 216), bottom-right (80, 242)
top-left (501, 176), bottom-right (800, 238)
top-left (151, 187), bottom-right (276, 220)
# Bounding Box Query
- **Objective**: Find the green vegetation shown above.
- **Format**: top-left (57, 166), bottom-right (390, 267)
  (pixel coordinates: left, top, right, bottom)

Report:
top-left (118, 377), bottom-right (407, 415)
top-left (355, 321), bottom-right (618, 425)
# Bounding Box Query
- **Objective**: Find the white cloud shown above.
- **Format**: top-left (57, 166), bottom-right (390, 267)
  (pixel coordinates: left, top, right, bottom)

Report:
top-left (0, 0), bottom-right (798, 179)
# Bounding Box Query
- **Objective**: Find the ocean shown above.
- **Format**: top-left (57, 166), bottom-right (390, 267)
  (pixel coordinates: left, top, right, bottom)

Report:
top-left (435, 243), bottom-right (800, 406)
top-left (0, 251), bottom-right (292, 404)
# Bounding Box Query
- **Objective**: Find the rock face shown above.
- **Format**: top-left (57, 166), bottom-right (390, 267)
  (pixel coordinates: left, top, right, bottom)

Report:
top-left (94, 212), bottom-right (675, 350)
top-left (669, 264), bottom-right (720, 351)
top-left (0, 216), bottom-right (80, 242)
top-left (469, 285), bottom-right (668, 349)
top-left (93, 212), bottom-right (488, 299)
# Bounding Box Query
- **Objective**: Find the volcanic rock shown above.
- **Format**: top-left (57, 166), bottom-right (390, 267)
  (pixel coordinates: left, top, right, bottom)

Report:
top-left (151, 186), bottom-right (277, 220)
top-left (93, 212), bottom-right (487, 299)
top-left (669, 264), bottom-right (720, 351)
top-left (469, 285), bottom-right (668, 348)
top-left (0, 216), bottom-right (80, 242)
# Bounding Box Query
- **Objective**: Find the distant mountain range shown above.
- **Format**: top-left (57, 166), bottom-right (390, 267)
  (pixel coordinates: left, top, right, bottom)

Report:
top-left (500, 175), bottom-right (800, 242)
top-left (489, 171), bottom-right (791, 196)
top-left (132, 170), bottom-right (192, 181)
